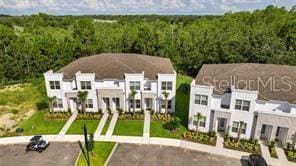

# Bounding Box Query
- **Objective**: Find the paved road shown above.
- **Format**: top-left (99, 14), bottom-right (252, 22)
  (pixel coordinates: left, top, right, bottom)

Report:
top-left (0, 142), bottom-right (80, 166)
top-left (108, 143), bottom-right (243, 166)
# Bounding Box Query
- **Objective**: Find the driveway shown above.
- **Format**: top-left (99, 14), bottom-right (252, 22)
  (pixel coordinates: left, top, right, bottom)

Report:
top-left (0, 142), bottom-right (80, 166)
top-left (108, 143), bottom-right (243, 166)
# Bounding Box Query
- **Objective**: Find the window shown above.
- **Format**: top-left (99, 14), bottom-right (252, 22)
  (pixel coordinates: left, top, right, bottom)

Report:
top-left (130, 81), bottom-right (140, 90)
top-left (85, 99), bottom-right (93, 108)
top-left (49, 81), bottom-right (60, 89)
top-left (161, 82), bottom-right (172, 90)
top-left (53, 99), bottom-right (63, 108)
top-left (81, 81), bottom-right (91, 90)
top-left (161, 100), bottom-right (172, 109)
top-left (130, 99), bottom-right (141, 109)
top-left (193, 116), bottom-right (206, 127)
top-left (232, 121), bottom-right (247, 134)
top-left (235, 100), bottom-right (250, 111)
top-left (195, 94), bottom-right (208, 105)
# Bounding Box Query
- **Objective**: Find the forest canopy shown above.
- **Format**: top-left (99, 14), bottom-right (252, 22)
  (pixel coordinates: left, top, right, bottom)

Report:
top-left (0, 5), bottom-right (295, 84)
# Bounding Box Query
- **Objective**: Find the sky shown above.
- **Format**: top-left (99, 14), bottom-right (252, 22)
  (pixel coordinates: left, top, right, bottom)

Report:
top-left (0, 0), bottom-right (295, 15)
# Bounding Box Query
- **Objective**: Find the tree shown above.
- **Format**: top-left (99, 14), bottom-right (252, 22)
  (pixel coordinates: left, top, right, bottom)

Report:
top-left (78, 91), bottom-right (88, 116)
top-left (162, 91), bottom-right (169, 120)
top-left (195, 112), bottom-right (203, 135)
top-left (48, 96), bottom-right (56, 113)
top-left (130, 89), bottom-right (137, 114)
top-left (237, 121), bottom-right (244, 144)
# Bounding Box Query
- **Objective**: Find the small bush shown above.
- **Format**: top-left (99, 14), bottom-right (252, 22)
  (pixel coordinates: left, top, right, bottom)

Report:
top-left (183, 130), bottom-right (217, 146)
top-left (36, 99), bottom-right (48, 110)
top-left (15, 128), bottom-right (24, 133)
top-left (163, 118), bottom-right (181, 131)
top-left (10, 109), bottom-right (19, 114)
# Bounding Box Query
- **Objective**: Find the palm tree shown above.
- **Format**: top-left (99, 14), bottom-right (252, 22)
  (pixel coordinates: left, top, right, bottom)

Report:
top-left (48, 96), bottom-right (56, 113)
top-left (162, 91), bottom-right (169, 120)
top-left (237, 121), bottom-right (244, 144)
top-left (78, 91), bottom-right (88, 116)
top-left (130, 89), bottom-right (137, 114)
top-left (195, 112), bottom-right (203, 135)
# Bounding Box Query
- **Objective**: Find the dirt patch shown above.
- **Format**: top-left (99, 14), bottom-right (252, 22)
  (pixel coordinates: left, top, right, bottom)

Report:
top-left (0, 84), bottom-right (24, 92)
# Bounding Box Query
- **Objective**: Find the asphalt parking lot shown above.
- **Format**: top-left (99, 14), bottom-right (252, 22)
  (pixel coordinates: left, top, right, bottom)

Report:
top-left (108, 143), bottom-right (243, 166)
top-left (0, 142), bottom-right (80, 166)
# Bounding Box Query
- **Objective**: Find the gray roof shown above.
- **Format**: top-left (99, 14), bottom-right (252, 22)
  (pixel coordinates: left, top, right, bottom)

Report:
top-left (195, 63), bottom-right (296, 103)
top-left (57, 53), bottom-right (175, 80)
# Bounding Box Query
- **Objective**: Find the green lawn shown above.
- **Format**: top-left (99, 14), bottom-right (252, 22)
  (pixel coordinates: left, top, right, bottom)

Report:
top-left (77, 142), bottom-right (115, 166)
top-left (150, 121), bottom-right (186, 139)
top-left (113, 120), bottom-right (144, 136)
top-left (67, 119), bottom-right (100, 135)
top-left (101, 119), bottom-right (110, 135)
top-left (20, 111), bottom-right (67, 135)
top-left (175, 75), bottom-right (193, 127)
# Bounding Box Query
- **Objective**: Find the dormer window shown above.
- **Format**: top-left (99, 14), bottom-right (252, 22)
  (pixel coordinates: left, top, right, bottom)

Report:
top-left (81, 81), bottom-right (91, 90)
top-left (49, 81), bottom-right (60, 89)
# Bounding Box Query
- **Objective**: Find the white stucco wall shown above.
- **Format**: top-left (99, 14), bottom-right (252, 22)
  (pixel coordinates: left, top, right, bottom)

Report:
top-left (188, 81), bottom-right (213, 132)
top-left (44, 70), bottom-right (176, 114)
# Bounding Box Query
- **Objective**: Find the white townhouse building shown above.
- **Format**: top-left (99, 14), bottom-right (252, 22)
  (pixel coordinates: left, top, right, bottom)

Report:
top-left (44, 53), bottom-right (176, 114)
top-left (189, 63), bottom-right (296, 147)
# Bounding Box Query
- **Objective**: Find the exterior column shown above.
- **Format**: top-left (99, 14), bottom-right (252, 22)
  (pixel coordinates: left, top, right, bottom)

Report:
top-left (215, 119), bottom-right (218, 132)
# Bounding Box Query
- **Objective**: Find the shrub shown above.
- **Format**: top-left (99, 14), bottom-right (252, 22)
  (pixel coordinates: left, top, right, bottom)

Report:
top-left (224, 137), bottom-right (261, 154)
top-left (287, 142), bottom-right (291, 150)
top-left (15, 128), bottom-right (24, 133)
top-left (163, 118), bottom-right (181, 131)
top-left (183, 130), bottom-right (217, 146)
top-left (10, 109), bottom-right (19, 114)
top-left (36, 99), bottom-right (49, 110)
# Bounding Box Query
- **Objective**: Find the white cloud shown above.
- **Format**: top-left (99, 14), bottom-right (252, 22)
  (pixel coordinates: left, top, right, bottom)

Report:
top-left (161, 0), bottom-right (185, 9)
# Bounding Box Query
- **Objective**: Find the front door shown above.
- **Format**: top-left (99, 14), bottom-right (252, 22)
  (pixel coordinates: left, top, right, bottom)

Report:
top-left (103, 98), bottom-right (110, 110)
top-left (145, 98), bottom-right (152, 110)
top-left (218, 118), bottom-right (226, 132)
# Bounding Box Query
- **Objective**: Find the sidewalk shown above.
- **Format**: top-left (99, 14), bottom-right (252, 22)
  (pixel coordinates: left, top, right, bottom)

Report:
top-left (105, 112), bottom-right (119, 140)
top-left (57, 111), bottom-right (78, 136)
top-left (143, 111), bottom-right (150, 143)
top-left (94, 113), bottom-right (109, 139)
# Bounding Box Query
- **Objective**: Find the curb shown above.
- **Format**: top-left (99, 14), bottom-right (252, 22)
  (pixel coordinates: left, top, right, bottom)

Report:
top-left (75, 150), bottom-right (82, 166)
top-left (104, 142), bottom-right (119, 166)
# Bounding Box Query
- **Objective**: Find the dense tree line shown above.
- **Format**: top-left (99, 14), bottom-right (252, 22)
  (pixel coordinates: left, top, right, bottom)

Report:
top-left (0, 5), bottom-right (295, 84)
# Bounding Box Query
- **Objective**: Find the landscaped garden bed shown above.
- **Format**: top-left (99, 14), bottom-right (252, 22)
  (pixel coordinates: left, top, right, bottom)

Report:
top-left (285, 143), bottom-right (296, 162)
top-left (182, 131), bottom-right (217, 146)
top-left (151, 113), bottom-right (172, 121)
top-left (45, 112), bottom-right (102, 120)
top-left (268, 141), bottom-right (278, 158)
top-left (45, 111), bottom-right (72, 120)
top-left (118, 112), bottom-right (144, 120)
top-left (224, 137), bottom-right (261, 154)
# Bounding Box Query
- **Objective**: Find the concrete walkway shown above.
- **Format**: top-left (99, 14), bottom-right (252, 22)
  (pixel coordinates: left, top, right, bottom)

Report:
top-left (215, 134), bottom-right (224, 149)
top-left (143, 111), bottom-right (150, 143)
top-left (259, 140), bottom-right (271, 163)
top-left (276, 146), bottom-right (289, 166)
top-left (94, 113), bottom-right (109, 139)
top-left (57, 111), bottom-right (78, 136)
top-left (105, 112), bottom-right (119, 140)
top-left (0, 135), bottom-right (295, 166)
